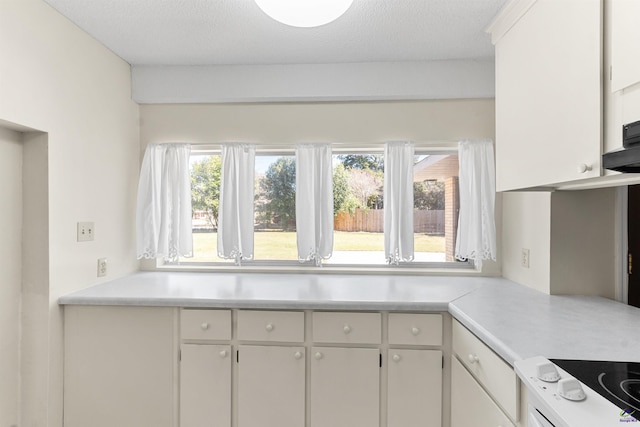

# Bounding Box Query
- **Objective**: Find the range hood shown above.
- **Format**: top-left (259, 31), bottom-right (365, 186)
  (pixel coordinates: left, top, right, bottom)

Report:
top-left (603, 120), bottom-right (640, 172)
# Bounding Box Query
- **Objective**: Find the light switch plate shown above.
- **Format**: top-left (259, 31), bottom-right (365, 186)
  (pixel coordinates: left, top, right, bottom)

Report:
top-left (77, 222), bottom-right (94, 242)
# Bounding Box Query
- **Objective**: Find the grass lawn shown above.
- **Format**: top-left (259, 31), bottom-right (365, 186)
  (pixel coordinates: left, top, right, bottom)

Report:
top-left (185, 230), bottom-right (444, 262)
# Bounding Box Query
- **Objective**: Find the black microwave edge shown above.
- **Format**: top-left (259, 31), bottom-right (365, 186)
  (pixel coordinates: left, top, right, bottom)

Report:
top-left (623, 120), bottom-right (640, 148)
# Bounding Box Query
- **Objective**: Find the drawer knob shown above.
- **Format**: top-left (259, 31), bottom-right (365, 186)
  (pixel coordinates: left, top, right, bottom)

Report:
top-left (294, 351), bottom-right (303, 360)
top-left (411, 327), bottom-right (420, 336)
top-left (468, 354), bottom-right (480, 364)
top-left (265, 323), bottom-right (274, 332)
top-left (343, 325), bottom-right (352, 334)
top-left (392, 354), bottom-right (401, 363)
top-left (219, 350), bottom-right (228, 358)
top-left (314, 352), bottom-right (323, 360)
top-left (200, 322), bottom-right (210, 331)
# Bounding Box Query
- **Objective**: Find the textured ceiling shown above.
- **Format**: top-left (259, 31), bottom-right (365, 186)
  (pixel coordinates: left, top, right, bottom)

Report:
top-left (43, 0), bottom-right (508, 66)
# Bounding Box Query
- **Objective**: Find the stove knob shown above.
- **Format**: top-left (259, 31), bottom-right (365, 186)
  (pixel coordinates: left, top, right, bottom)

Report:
top-left (558, 377), bottom-right (586, 401)
top-left (536, 361), bottom-right (560, 382)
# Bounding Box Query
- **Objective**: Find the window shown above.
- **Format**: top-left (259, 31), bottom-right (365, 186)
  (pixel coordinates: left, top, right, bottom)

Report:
top-left (179, 146), bottom-right (466, 269)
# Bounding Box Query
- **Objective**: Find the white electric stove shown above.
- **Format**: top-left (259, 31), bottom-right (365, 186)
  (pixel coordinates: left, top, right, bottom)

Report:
top-left (515, 356), bottom-right (640, 427)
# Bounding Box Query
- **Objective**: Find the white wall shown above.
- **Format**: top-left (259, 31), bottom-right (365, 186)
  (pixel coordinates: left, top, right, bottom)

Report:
top-left (501, 192), bottom-right (552, 293)
top-left (132, 60), bottom-right (495, 103)
top-left (501, 189), bottom-right (617, 297)
top-left (0, 1), bottom-right (140, 425)
top-left (550, 188), bottom-right (617, 298)
top-left (140, 100), bottom-right (495, 147)
top-left (0, 126), bottom-right (22, 427)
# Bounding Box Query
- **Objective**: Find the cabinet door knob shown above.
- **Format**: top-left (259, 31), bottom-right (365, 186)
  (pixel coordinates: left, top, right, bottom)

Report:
top-left (265, 323), bottom-right (274, 332)
top-left (200, 322), bottom-right (210, 330)
top-left (343, 325), bottom-right (352, 334)
top-left (392, 354), bottom-right (401, 363)
top-left (411, 327), bottom-right (420, 336)
top-left (577, 163), bottom-right (592, 173)
top-left (468, 354), bottom-right (479, 364)
top-left (294, 351), bottom-right (303, 360)
top-left (219, 350), bottom-right (228, 358)
top-left (314, 352), bottom-right (323, 360)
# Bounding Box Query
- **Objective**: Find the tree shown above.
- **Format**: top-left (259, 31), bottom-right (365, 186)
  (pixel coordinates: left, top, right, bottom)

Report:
top-left (190, 155), bottom-right (222, 229)
top-left (347, 168), bottom-right (383, 209)
top-left (259, 157), bottom-right (296, 230)
top-left (333, 164), bottom-right (359, 215)
top-left (414, 181), bottom-right (445, 210)
top-left (338, 154), bottom-right (384, 172)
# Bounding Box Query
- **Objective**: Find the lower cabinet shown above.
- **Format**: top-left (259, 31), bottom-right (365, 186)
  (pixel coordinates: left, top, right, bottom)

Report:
top-left (310, 347), bottom-right (380, 427)
top-left (64, 306), bottom-right (177, 427)
top-left (387, 349), bottom-right (443, 427)
top-left (64, 307), bottom-right (446, 427)
top-left (451, 356), bottom-right (515, 427)
top-left (180, 344), bottom-right (232, 427)
top-left (237, 345), bottom-right (306, 427)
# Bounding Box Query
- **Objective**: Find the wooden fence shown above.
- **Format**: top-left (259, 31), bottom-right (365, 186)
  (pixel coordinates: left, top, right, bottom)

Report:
top-left (334, 209), bottom-right (445, 234)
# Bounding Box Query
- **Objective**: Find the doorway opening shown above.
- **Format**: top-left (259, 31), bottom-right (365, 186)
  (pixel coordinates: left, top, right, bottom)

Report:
top-left (627, 185), bottom-right (640, 308)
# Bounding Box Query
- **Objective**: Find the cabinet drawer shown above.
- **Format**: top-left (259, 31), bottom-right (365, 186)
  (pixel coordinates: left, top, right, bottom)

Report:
top-left (451, 356), bottom-right (515, 427)
top-left (237, 310), bottom-right (304, 343)
top-left (388, 313), bottom-right (442, 346)
top-left (181, 309), bottom-right (231, 341)
top-left (452, 320), bottom-right (518, 421)
top-left (312, 312), bottom-right (381, 344)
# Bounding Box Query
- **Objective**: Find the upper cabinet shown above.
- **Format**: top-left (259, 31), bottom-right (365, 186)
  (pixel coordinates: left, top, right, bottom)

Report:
top-left (610, 0), bottom-right (640, 92)
top-left (488, 0), bottom-right (603, 191)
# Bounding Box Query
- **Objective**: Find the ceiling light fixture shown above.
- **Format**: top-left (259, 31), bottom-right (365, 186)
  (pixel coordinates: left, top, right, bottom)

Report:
top-left (254, 0), bottom-right (354, 28)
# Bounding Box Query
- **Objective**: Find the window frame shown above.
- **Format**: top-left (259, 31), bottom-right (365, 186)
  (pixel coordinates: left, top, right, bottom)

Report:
top-left (161, 143), bottom-right (474, 271)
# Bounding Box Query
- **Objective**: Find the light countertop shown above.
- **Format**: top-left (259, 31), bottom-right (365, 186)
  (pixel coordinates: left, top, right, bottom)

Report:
top-left (59, 272), bottom-right (640, 365)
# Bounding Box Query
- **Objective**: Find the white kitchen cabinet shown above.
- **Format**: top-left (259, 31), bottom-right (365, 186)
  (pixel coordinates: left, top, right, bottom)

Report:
top-left (64, 306), bottom-right (177, 427)
top-left (611, 0), bottom-right (640, 92)
top-left (237, 345), bottom-right (306, 427)
top-left (65, 308), bottom-right (447, 427)
top-left (489, 0), bottom-right (602, 190)
top-left (451, 356), bottom-right (515, 427)
top-left (387, 349), bottom-right (442, 427)
top-left (180, 344), bottom-right (231, 427)
top-left (310, 346), bottom-right (380, 427)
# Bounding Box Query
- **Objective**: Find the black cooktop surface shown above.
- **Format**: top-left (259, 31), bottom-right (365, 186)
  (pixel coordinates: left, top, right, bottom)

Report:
top-left (551, 359), bottom-right (640, 421)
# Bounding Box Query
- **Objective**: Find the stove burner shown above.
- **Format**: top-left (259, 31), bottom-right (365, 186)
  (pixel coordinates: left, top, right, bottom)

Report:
top-left (598, 372), bottom-right (640, 415)
top-left (551, 359), bottom-right (640, 421)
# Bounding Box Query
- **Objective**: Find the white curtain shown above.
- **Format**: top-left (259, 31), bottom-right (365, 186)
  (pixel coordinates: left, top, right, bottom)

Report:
top-left (218, 144), bottom-right (255, 264)
top-left (384, 141), bottom-right (415, 265)
top-left (296, 143), bottom-right (334, 266)
top-left (455, 139), bottom-right (497, 269)
top-left (136, 143), bottom-right (193, 261)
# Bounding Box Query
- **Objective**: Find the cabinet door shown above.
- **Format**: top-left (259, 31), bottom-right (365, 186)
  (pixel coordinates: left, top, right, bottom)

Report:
top-left (237, 345), bottom-right (305, 427)
top-left (180, 344), bottom-right (231, 427)
top-left (611, 0), bottom-right (640, 92)
top-left (310, 347), bottom-right (380, 427)
top-left (451, 356), bottom-right (515, 427)
top-left (64, 306), bottom-right (176, 427)
top-left (494, 0), bottom-right (602, 190)
top-left (387, 349), bottom-right (442, 427)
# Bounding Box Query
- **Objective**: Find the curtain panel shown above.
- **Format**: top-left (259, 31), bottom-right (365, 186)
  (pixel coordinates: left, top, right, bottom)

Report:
top-left (295, 143), bottom-right (334, 265)
top-left (218, 143), bottom-right (256, 264)
top-left (384, 141), bottom-right (415, 265)
top-left (136, 143), bottom-right (193, 261)
top-left (455, 139), bottom-right (497, 269)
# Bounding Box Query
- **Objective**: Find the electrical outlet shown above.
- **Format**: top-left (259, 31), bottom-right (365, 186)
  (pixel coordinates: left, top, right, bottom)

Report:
top-left (521, 248), bottom-right (530, 268)
top-left (77, 222), bottom-right (94, 242)
top-left (97, 258), bottom-right (107, 277)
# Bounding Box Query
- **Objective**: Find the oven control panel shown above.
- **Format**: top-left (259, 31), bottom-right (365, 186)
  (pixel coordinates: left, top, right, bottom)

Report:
top-left (515, 356), bottom-right (627, 427)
